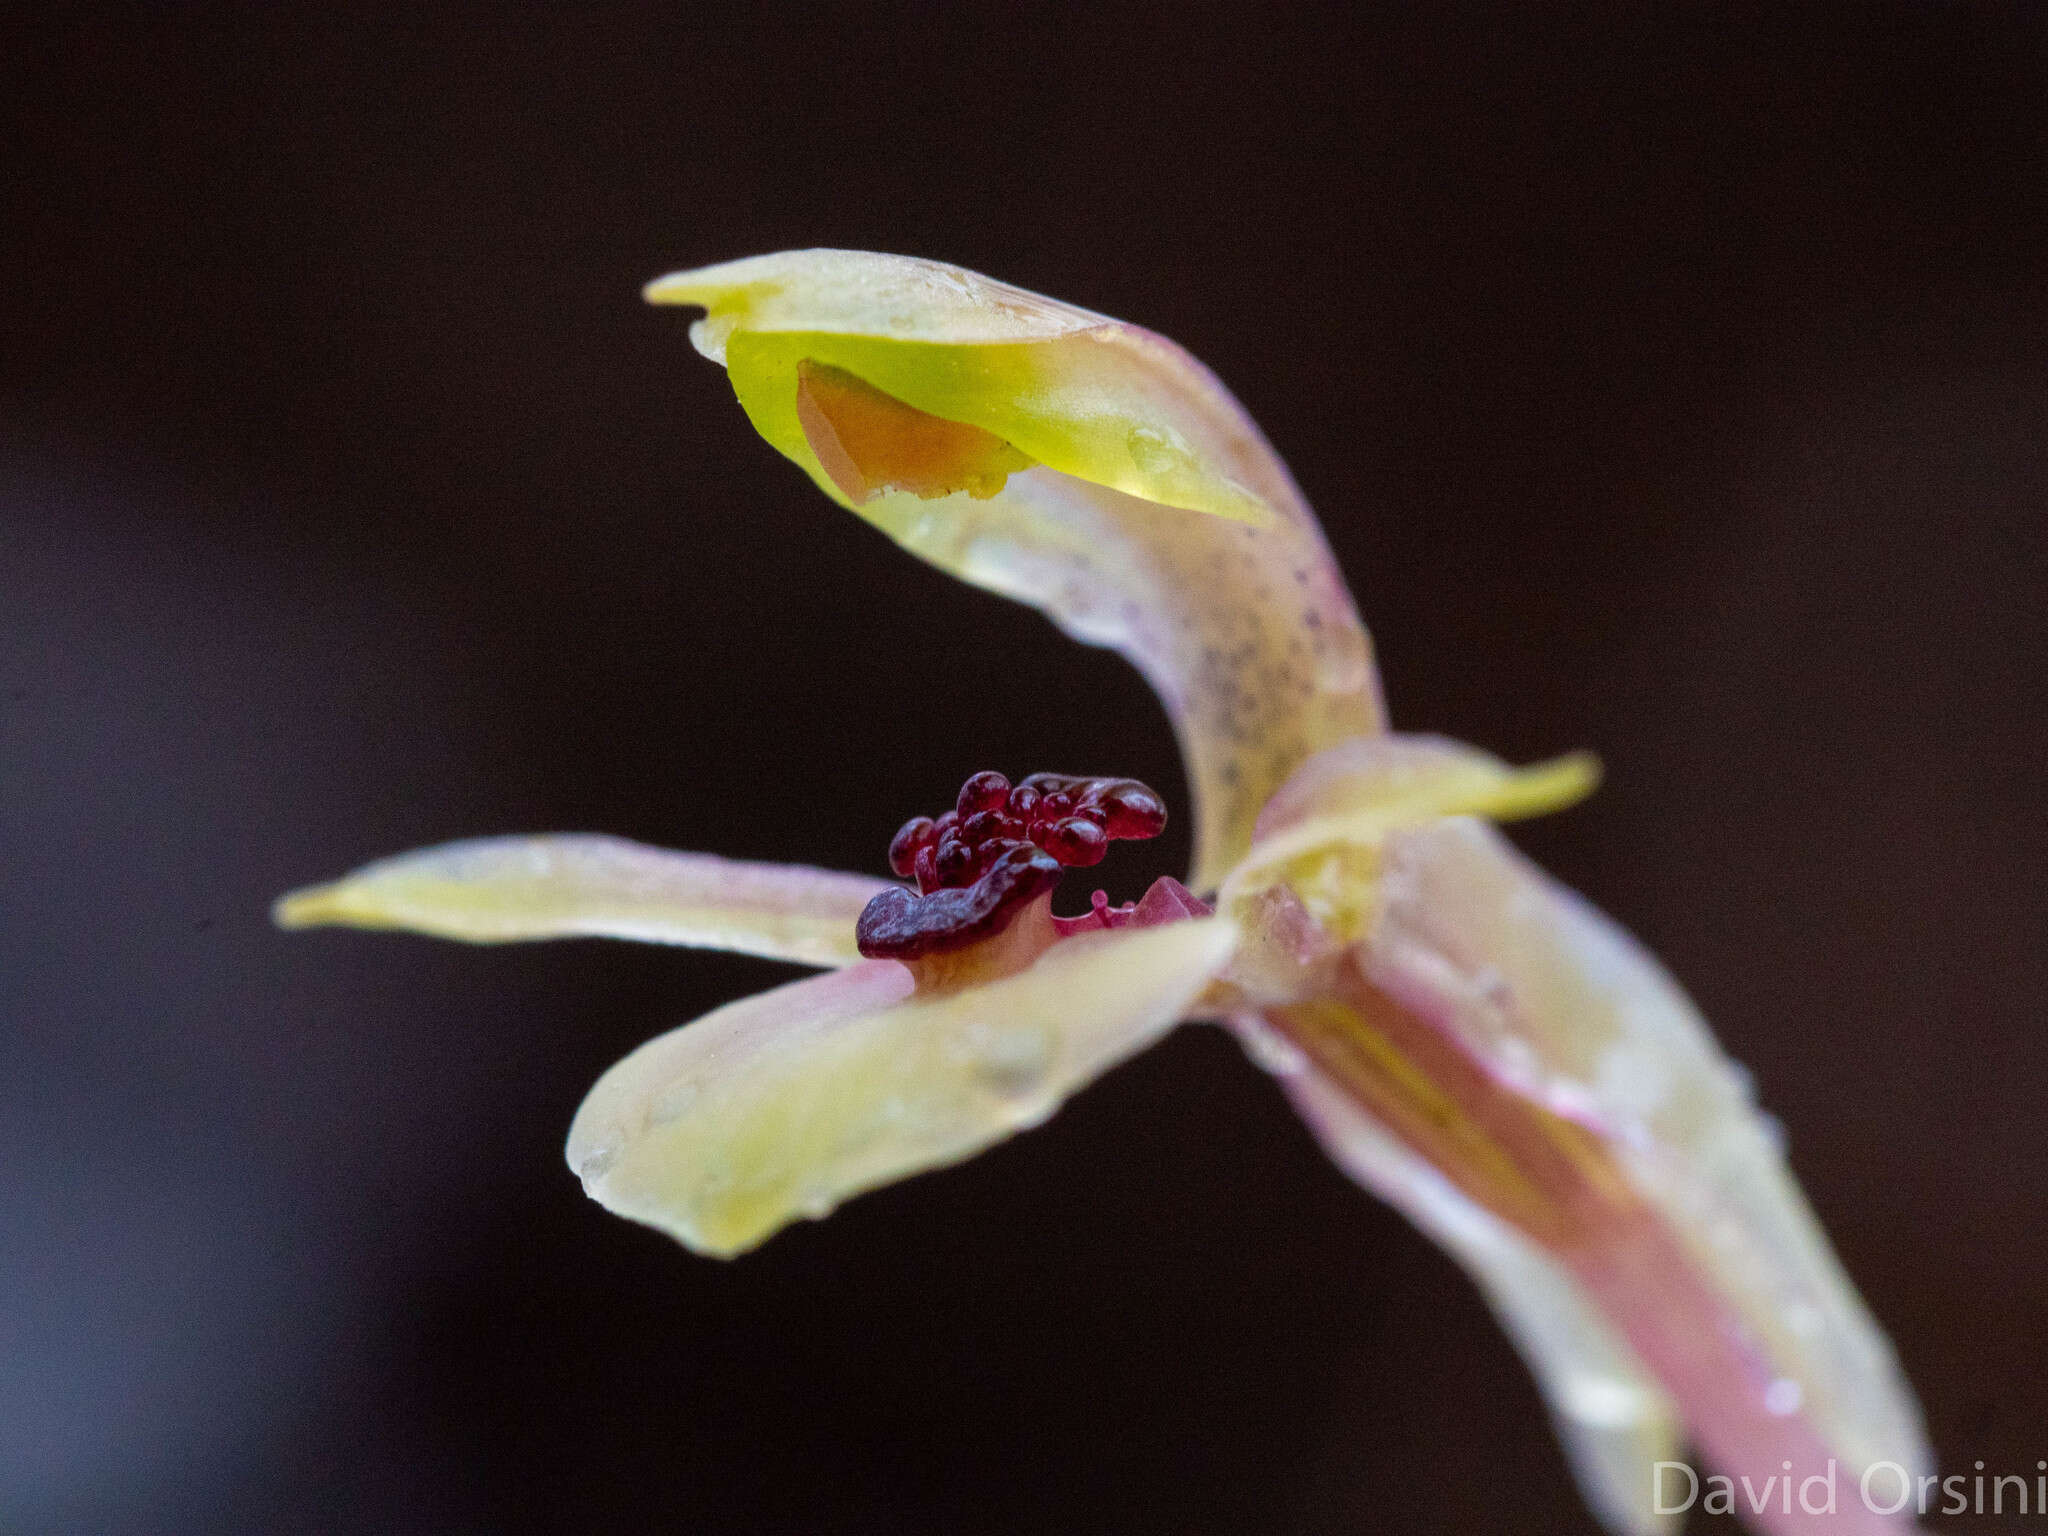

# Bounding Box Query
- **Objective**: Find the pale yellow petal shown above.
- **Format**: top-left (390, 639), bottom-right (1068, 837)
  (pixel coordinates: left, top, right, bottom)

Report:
top-left (647, 249), bottom-right (1111, 358)
top-left (647, 250), bottom-right (1383, 889)
top-left (1218, 734), bottom-right (1599, 943)
top-left (566, 917), bottom-right (1238, 1256)
top-left (273, 834), bottom-right (891, 967)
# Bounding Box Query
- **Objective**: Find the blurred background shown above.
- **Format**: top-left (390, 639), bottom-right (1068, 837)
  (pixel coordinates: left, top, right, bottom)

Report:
top-left (4, 5), bottom-right (2044, 1533)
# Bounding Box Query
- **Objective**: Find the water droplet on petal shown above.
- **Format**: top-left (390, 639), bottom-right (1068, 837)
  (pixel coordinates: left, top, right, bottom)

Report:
top-left (798, 1188), bottom-right (838, 1220)
top-left (971, 1023), bottom-right (1053, 1107)
top-left (1126, 424), bottom-right (1188, 477)
top-left (1764, 1377), bottom-right (1804, 1416)
top-left (1235, 1015), bottom-right (1309, 1077)
top-left (651, 1079), bottom-right (701, 1126)
top-left (1783, 1301), bottom-right (1824, 1338)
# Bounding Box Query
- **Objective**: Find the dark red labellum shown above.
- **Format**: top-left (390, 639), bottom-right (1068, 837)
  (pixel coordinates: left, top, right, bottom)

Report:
top-left (855, 844), bottom-right (1064, 961)
top-left (858, 769), bottom-right (1171, 960)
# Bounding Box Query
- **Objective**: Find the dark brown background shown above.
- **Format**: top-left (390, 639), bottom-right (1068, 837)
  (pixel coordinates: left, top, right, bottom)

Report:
top-left (3, 5), bottom-right (2043, 1533)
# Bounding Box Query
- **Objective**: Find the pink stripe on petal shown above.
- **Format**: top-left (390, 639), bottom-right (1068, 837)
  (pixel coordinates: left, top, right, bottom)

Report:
top-left (1238, 819), bottom-right (1927, 1534)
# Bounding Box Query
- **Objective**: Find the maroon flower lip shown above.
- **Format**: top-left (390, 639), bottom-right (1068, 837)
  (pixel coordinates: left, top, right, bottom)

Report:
top-left (853, 843), bottom-right (1065, 961)
top-left (855, 771), bottom-right (1169, 961)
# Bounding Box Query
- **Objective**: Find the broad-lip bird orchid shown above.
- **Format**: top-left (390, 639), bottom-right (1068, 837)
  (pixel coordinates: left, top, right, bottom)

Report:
top-left (277, 250), bottom-right (1931, 1536)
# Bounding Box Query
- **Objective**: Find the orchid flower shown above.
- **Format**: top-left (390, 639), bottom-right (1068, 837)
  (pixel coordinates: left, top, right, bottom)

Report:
top-left (278, 251), bottom-right (1930, 1536)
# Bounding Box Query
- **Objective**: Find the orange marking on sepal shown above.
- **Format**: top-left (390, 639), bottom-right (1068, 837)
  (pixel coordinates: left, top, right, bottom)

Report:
top-left (794, 359), bottom-right (1032, 504)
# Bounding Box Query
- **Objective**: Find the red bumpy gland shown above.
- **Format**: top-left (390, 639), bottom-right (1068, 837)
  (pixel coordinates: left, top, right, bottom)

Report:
top-left (856, 771), bottom-right (1169, 960)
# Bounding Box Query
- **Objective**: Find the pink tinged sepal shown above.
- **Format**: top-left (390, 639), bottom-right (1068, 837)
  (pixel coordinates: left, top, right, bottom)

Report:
top-left (645, 250), bottom-right (1384, 891)
top-left (1241, 819), bottom-right (1930, 1536)
top-left (1242, 1029), bottom-right (1685, 1536)
top-left (565, 917), bottom-right (1238, 1257)
top-left (272, 834), bottom-right (893, 968)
